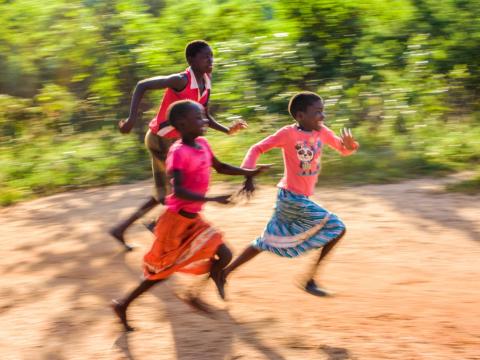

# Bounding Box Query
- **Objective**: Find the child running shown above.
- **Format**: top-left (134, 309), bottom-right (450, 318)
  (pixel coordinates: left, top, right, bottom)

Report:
top-left (223, 91), bottom-right (359, 297)
top-left (111, 40), bottom-right (246, 251)
top-left (112, 100), bottom-right (268, 331)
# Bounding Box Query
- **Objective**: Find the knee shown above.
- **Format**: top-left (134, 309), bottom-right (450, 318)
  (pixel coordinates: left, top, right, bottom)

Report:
top-left (216, 244), bottom-right (233, 264)
top-left (152, 193), bottom-right (164, 204)
top-left (150, 196), bottom-right (161, 205)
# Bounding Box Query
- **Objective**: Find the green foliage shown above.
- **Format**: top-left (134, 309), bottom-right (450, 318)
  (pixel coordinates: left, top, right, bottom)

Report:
top-left (446, 173), bottom-right (480, 194)
top-left (1, 0), bottom-right (479, 205)
top-left (35, 84), bottom-right (78, 132)
top-left (0, 131), bottom-right (150, 206)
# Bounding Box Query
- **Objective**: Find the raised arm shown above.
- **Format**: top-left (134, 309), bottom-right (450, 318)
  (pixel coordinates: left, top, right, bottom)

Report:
top-left (321, 125), bottom-right (359, 156)
top-left (241, 128), bottom-right (287, 168)
top-left (119, 73), bottom-right (188, 134)
top-left (205, 108), bottom-right (248, 135)
top-left (211, 156), bottom-right (270, 176)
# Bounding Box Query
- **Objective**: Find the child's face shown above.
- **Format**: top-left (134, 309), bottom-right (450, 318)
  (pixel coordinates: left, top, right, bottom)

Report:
top-left (297, 100), bottom-right (325, 131)
top-left (188, 46), bottom-right (214, 74)
top-left (181, 103), bottom-right (209, 138)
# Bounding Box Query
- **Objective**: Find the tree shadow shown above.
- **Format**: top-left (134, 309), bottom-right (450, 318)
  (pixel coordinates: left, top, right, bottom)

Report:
top-left (319, 344), bottom-right (351, 360)
top-left (112, 253), bottom-right (287, 360)
top-left (337, 178), bottom-right (480, 243)
top-left (113, 332), bottom-right (135, 360)
top-left (0, 182), bottom-right (371, 358)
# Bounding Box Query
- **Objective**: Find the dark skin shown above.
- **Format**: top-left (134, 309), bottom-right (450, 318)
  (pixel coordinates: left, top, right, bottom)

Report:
top-left (118, 46), bottom-right (246, 135)
top-left (112, 103), bottom-right (268, 332)
top-left (110, 45), bottom-right (247, 250)
top-left (225, 99), bottom-right (358, 297)
top-left (172, 103), bottom-right (268, 206)
top-left (239, 100), bottom-right (357, 200)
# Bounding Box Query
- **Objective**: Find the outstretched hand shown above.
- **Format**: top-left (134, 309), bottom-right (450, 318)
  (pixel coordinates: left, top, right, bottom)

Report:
top-left (228, 119), bottom-right (248, 135)
top-left (210, 194), bottom-right (233, 205)
top-left (238, 164), bottom-right (272, 200)
top-left (238, 176), bottom-right (255, 200)
top-left (252, 163), bottom-right (272, 176)
top-left (118, 118), bottom-right (134, 134)
top-left (340, 128), bottom-right (358, 150)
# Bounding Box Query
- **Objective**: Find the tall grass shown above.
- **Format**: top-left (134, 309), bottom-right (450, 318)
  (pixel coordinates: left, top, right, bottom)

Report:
top-left (3, 119), bottom-right (478, 206)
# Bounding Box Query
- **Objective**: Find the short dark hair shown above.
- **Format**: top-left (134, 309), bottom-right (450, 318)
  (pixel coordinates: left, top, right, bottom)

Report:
top-left (167, 100), bottom-right (198, 129)
top-left (288, 91), bottom-right (323, 118)
top-left (185, 40), bottom-right (210, 59)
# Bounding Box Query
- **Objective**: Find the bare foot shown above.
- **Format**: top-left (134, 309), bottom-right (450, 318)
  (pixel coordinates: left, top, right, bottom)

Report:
top-left (303, 279), bottom-right (331, 297)
top-left (210, 270), bottom-right (226, 300)
top-left (109, 228), bottom-right (134, 252)
top-left (111, 300), bottom-right (135, 332)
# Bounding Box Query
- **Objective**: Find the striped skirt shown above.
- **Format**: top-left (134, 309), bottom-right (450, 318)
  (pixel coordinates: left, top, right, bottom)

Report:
top-left (252, 188), bottom-right (345, 258)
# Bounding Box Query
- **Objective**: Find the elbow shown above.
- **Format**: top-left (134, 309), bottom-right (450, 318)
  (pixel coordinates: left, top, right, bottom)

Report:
top-left (247, 145), bottom-right (261, 157)
top-left (135, 81), bottom-right (148, 94)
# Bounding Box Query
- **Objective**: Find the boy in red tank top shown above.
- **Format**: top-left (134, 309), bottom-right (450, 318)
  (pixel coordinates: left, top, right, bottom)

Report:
top-left (110, 40), bottom-right (247, 250)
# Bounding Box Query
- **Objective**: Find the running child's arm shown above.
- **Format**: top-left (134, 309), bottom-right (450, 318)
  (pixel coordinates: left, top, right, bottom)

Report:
top-left (239, 128), bottom-right (287, 197)
top-left (119, 74), bottom-right (188, 134)
top-left (321, 125), bottom-right (359, 156)
top-left (241, 128), bottom-right (287, 168)
top-left (205, 108), bottom-right (247, 135)
top-left (171, 169), bottom-right (231, 204)
top-left (211, 156), bottom-right (270, 176)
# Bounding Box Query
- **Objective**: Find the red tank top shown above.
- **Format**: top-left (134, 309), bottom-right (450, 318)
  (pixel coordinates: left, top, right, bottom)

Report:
top-left (148, 67), bottom-right (211, 139)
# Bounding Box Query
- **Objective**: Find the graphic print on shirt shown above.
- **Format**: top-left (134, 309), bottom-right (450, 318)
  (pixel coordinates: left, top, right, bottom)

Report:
top-left (294, 138), bottom-right (322, 176)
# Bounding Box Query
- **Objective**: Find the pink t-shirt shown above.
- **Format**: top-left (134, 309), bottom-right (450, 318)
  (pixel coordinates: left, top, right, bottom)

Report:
top-left (242, 124), bottom-right (358, 196)
top-left (165, 137), bottom-right (213, 213)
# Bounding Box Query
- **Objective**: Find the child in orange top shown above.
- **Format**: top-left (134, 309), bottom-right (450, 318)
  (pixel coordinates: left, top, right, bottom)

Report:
top-left (112, 100), bottom-right (267, 332)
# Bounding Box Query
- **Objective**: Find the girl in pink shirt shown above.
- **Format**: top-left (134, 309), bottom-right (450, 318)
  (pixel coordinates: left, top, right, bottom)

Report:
top-left (223, 91), bottom-right (359, 297)
top-left (112, 100), bottom-right (268, 332)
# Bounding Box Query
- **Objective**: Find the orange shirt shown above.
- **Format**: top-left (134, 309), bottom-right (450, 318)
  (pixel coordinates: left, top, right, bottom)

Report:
top-left (149, 67), bottom-right (211, 139)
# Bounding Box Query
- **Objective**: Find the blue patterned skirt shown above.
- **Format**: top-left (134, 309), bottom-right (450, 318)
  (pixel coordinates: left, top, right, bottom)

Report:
top-left (252, 188), bottom-right (346, 258)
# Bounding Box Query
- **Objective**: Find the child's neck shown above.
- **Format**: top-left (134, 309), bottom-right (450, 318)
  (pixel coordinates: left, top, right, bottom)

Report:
top-left (296, 123), bottom-right (313, 132)
top-left (191, 68), bottom-right (205, 85)
top-left (181, 135), bottom-right (200, 148)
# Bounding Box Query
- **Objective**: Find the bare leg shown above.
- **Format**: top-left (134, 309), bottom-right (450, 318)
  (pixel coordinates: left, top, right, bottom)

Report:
top-left (304, 229), bottom-right (345, 296)
top-left (143, 198), bottom-right (166, 233)
top-left (309, 229), bottom-right (345, 278)
top-left (110, 196), bottom-right (160, 251)
top-left (224, 245), bottom-right (261, 278)
top-left (112, 278), bottom-right (164, 331)
top-left (214, 245), bottom-right (260, 301)
top-left (209, 244), bottom-right (232, 300)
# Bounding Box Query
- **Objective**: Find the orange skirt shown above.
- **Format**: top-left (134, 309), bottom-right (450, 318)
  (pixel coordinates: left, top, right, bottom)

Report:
top-left (143, 210), bottom-right (223, 280)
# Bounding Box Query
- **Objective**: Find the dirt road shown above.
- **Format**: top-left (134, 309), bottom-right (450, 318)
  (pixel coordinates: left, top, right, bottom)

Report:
top-left (1, 176), bottom-right (479, 359)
